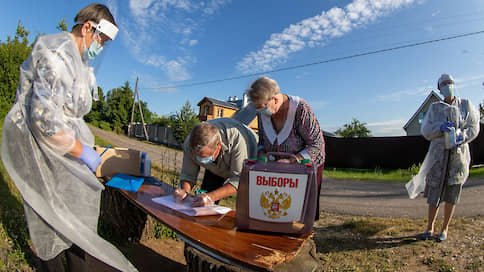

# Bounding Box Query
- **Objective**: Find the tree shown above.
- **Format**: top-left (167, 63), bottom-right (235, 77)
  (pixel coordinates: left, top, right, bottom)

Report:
top-left (151, 113), bottom-right (171, 127)
top-left (170, 101), bottom-right (200, 143)
top-left (106, 81), bottom-right (134, 132)
top-left (335, 118), bottom-right (372, 138)
top-left (104, 81), bottom-right (155, 132)
top-left (0, 21), bottom-right (32, 118)
top-left (84, 87), bottom-right (107, 125)
top-left (56, 17), bottom-right (69, 32)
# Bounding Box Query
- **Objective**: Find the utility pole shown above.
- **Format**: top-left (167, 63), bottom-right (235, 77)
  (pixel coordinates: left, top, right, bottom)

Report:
top-left (129, 77), bottom-right (149, 141)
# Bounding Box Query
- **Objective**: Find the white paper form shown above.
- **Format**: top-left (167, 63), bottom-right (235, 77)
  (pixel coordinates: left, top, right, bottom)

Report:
top-left (152, 195), bottom-right (232, 216)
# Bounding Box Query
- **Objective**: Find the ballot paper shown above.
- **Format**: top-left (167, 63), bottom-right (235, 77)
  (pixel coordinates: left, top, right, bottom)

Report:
top-left (152, 195), bottom-right (232, 217)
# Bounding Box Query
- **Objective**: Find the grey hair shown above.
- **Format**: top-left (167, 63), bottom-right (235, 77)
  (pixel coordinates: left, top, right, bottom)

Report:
top-left (247, 76), bottom-right (280, 104)
top-left (189, 122), bottom-right (220, 154)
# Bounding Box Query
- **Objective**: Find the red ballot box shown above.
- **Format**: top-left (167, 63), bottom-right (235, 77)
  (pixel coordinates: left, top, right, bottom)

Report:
top-left (236, 153), bottom-right (317, 235)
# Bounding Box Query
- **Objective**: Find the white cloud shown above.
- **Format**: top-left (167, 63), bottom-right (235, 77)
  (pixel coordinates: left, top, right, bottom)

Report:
top-left (367, 119), bottom-right (406, 136)
top-left (236, 0), bottom-right (419, 74)
top-left (163, 59), bottom-right (191, 81)
top-left (376, 85), bottom-right (431, 102)
top-left (377, 73), bottom-right (484, 102)
top-left (114, 0), bottom-right (230, 81)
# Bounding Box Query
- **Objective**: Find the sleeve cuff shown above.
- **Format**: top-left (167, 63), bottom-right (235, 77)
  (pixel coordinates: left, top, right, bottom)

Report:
top-left (299, 150), bottom-right (311, 160)
top-left (225, 177), bottom-right (239, 189)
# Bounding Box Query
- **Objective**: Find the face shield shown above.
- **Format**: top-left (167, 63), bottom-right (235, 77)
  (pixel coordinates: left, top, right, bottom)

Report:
top-left (82, 19), bottom-right (119, 74)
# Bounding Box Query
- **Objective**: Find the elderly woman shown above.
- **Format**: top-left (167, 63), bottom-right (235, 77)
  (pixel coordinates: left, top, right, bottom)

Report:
top-left (415, 74), bottom-right (480, 242)
top-left (247, 76), bottom-right (325, 220)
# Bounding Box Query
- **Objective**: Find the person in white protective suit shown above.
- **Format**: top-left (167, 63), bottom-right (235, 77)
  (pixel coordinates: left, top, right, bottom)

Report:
top-left (1, 3), bottom-right (137, 272)
top-left (406, 74), bottom-right (480, 242)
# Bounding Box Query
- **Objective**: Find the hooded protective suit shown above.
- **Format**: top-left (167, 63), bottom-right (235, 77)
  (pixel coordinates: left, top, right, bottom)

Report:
top-left (1, 32), bottom-right (137, 272)
top-left (406, 97), bottom-right (480, 199)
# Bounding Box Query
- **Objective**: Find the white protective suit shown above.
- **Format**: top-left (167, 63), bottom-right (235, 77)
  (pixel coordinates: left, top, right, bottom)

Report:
top-left (1, 32), bottom-right (137, 272)
top-left (406, 98), bottom-right (480, 199)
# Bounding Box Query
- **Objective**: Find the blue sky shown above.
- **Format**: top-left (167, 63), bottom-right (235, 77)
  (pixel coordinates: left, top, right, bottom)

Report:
top-left (2, 0), bottom-right (484, 136)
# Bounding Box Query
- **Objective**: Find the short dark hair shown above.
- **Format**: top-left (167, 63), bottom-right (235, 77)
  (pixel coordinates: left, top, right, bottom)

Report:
top-left (72, 3), bottom-right (116, 32)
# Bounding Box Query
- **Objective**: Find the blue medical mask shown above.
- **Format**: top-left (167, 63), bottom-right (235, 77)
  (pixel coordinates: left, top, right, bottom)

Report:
top-left (257, 105), bottom-right (273, 116)
top-left (440, 84), bottom-right (455, 98)
top-left (196, 155), bottom-right (215, 164)
top-left (195, 145), bottom-right (217, 164)
top-left (83, 39), bottom-right (103, 61)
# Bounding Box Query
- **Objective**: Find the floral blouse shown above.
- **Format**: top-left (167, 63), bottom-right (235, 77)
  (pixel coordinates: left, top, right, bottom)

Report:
top-left (257, 95), bottom-right (325, 166)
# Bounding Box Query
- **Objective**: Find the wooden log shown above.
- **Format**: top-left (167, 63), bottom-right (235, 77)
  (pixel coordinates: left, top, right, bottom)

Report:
top-left (184, 239), bottom-right (321, 272)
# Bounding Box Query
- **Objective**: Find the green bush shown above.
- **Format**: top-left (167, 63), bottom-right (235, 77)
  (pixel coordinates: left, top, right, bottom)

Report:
top-left (98, 121), bottom-right (112, 131)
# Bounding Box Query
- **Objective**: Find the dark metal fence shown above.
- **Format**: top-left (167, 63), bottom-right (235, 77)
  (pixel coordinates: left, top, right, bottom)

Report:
top-left (128, 123), bottom-right (180, 148)
top-left (324, 123), bottom-right (484, 169)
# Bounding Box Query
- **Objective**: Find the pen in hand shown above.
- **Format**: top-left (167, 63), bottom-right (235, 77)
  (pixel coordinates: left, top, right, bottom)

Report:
top-left (173, 184), bottom-right (188, 202)
top-left (99, 145), bottom-right (111, 157)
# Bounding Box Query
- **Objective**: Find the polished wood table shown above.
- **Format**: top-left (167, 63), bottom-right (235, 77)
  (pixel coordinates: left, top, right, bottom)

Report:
top-left (117, 177), bottom-right (314, 272)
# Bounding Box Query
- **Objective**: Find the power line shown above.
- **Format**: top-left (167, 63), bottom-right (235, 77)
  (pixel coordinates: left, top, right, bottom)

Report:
top-left (142, 29), bottom-right (484, 90)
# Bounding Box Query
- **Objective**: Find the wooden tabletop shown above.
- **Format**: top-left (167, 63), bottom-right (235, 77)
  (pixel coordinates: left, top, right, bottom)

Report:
top-left (117, 178), bottom-right (312, 271)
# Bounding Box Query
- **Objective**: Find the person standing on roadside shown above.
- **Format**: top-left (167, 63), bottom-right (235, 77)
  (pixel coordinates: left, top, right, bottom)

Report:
top-left (1, 3), bottom-right (137, 271)
top-left (408, 73), bottom-right (480, 242)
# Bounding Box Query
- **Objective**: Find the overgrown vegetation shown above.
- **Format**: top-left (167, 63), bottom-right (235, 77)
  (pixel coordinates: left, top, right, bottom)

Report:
top-left (0, 21), bottom-right (32, 119)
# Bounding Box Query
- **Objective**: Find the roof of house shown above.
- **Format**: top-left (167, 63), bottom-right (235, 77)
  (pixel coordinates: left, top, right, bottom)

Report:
top-left (197, 97), bottom-right (239, 110)
top-left (403, 90), bottom-right (442, 130)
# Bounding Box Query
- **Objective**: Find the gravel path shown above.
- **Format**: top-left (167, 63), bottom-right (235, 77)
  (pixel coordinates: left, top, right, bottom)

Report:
top-left (91, 126), bottom-right (484, 219)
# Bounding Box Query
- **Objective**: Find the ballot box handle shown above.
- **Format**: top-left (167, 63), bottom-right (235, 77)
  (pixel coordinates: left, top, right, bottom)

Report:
top-left (265, 152), bottom-right (299, 161)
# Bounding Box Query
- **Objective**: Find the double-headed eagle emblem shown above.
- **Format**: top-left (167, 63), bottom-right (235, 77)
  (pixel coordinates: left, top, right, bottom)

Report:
top-left (260, 190), bottom-right (291, 219)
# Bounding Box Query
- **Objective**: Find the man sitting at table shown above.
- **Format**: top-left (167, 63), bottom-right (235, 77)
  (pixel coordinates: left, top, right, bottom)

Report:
top-left (173, 118), bottom-right (258, 206)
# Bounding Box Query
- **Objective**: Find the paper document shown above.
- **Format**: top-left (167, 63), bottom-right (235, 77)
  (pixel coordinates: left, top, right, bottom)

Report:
top-left (152, 195), bottom-right (232, 217)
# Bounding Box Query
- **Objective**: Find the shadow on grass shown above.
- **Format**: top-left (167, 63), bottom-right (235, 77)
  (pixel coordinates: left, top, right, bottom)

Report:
top-left (313, 224), bottom-right (422, 254)
top-left (0, 167), bottom-right (42, 270)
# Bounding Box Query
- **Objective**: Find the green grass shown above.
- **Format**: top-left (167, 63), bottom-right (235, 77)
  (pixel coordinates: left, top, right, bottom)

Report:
top-left (325, 164), bottom-right (484, 183)
top-left (94, 135), bottom-right (116, 148)
top-left (323, 166), bottom-right (419, 183)
top-left (469, 166), bottom-right (484, 179)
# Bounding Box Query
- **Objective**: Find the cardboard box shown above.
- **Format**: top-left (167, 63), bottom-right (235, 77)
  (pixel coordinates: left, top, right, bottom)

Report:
top-left (95, 146), bottom-right (150, 178)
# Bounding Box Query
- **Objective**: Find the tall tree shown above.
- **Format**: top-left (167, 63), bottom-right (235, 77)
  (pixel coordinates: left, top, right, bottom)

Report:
top-left (106, 81), bottom-right (134, 131)
top-left (56, 17), bottom-right (69, 32)
top-left (335, 118), bottom-right (372, 138)
top-left (0, 21), bottom-right (32, 118)
top-left (84, 87), bottom-right (107, 124)
top-left (170, 101), bottom-right (200, 143)
top-left (104, 81), bottom-right (155, 132)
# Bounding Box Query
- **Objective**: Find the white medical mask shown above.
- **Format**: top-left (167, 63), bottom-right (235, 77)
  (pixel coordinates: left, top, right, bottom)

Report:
top-left (440, 84), bottom-right (455, 98)
top-left (83, 39), bottom-right (103, 61)
top-left (257, 105), bottom-right (272, 116)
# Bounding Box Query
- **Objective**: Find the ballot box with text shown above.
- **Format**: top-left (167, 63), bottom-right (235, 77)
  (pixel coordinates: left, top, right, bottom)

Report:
top-left (236, 154), bottom-right (318, 235)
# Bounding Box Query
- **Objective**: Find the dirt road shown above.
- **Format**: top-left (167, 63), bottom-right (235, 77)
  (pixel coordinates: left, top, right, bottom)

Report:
top-left (91, 126), bottom-right (484, 219)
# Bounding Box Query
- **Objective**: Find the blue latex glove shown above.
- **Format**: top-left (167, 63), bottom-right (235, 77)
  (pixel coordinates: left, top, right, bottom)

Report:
top-left (452, 134), bottom-right (464, 149)
top-left (79, 143), bottom-right (102, 172)
top-left (440, 121), bottom-right (453, 132)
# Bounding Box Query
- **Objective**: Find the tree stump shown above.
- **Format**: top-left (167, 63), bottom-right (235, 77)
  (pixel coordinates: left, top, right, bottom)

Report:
top-left (184, 239), bottom-right (322, 272)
